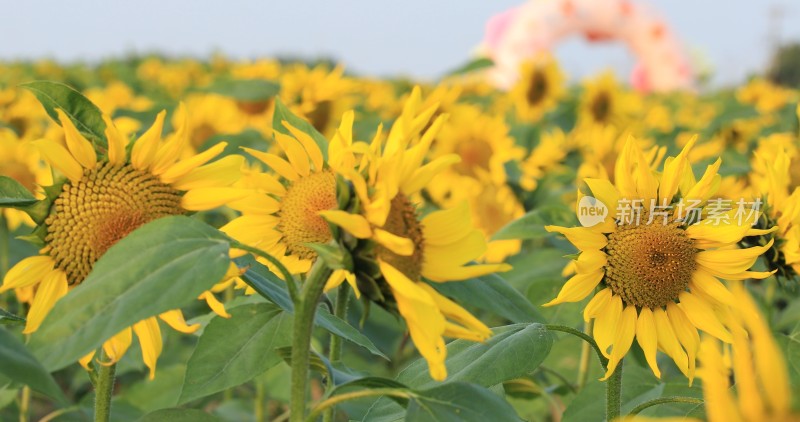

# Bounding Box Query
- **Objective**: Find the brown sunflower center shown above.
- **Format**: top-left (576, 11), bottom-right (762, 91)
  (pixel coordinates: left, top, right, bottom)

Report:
top-left (605, 216), bottom-right (696, 308)
top-left (377, 194), bottom-right (425, 280)
top-left (590, 92), bottom-right (612, 123)
top-left (276, 171), bottom-right (337, 260)
top-left (453, 138), bottom-right (492, 177)
top-left (0, 161), bottom-right (37, 193)
top-left (45, 162), bottom-right (184, 285)
top-left (307, 100), bottom-right (333, 133)
top-left (526, 69), bottom-right (549, 105)
top-left (191, 124), bottom-right (217, 148)
top-left (236, 99), bottom-right (272, 116)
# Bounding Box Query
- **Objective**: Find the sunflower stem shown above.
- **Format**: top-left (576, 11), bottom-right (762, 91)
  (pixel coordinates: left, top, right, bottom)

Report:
top-left (627, 396), bottom-right (704, 416)
top-left (0, 214), bottom-right (9, 279)
top-left (18, 386), bottom-right (30, 422)
top-left (290, 261), bottom-right (332, 422)
top-left (93, 350), bottom-right (117, 422)
top-left (576, 319), bottom-right (593, 389)
top-left (305, 388), bottom-right (413, 422)
top-left (606, 358), bottom-right (623, 421)
top-left (322, 283), bottom-right (350, 422)
top-left (544, 324), bottom-right (608, 369)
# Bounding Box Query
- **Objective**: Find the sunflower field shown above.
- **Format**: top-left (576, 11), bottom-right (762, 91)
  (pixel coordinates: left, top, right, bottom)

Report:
top-left (0, 53), bottom-right (799, 422)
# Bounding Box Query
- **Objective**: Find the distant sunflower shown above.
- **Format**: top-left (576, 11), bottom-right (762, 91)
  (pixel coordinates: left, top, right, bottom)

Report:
top-left (0, 128), bottom-right (51, 230)
top-left (320, 94), bottom-right (511, 380)
top-left (577, 72), bottom-right (640, 128)
top-left (1, 106), bottom-right (246, 378)
top-left (282, 64), bottom-right (355, 136)
top-left (509, 57), bottom-right (565, 122)
top-left (545, 138), bottom-right (775, 381)
top-left (222, 121), bottom-right (336, 275)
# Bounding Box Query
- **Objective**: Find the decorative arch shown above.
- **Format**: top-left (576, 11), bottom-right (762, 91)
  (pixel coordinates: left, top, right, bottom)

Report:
top-left (481, 0), bottom-right (694, 92)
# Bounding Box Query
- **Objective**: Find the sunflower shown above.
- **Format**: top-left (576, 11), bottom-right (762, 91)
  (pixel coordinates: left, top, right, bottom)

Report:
top-left (519, 127), bottom-right (570, 191)
top-left (222, 120), bottom-right (337, 275)
top-left (577, 72), bottom-right (640, 129)
top-left (545, 138), bottom-right (775, 381)
top-left (319, 93), bottom-right (511, 380)
top-left (697, 282), bottom-right (795, 422)
top-left (281, 63), bottom-right (355, 136)
top-left (509, 57), bottom-right (565, 122)
top-left (736, 77), bottom-right (796, 114)
top-left (177, 93), bottom-right (247, 149)
top-left (1, 105), bottom-right (247, 378)
top-left (0, 128), bottom-right (51, 230)
top-left (752, 147), bottom-right (800, 279)
top-left (428, 104), bottom-right (523, 191)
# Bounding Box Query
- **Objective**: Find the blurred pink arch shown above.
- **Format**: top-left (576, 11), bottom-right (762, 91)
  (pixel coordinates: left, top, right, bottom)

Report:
top-left (481, 0), bottom-right (694, 92)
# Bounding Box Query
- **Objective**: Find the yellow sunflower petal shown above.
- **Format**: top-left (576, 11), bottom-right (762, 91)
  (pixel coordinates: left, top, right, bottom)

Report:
top-left (171, 155), bottom-right (244, 190)
top-left (667, 302), bottom-right (699, 381)
top-left (697, 339), bottom-right (741, 422)
top-left (151, 103), bottom-right (188, 175)
top-left (160, 142), bottom-right (227, 183)
top-left (243, 148), bottom-right (299, 181)
top-left (1, 256), bottom-right (55, 292)
top-left (23, 270), bottom-right (68, 334)
top-left (181, 187), bottom-right (251, 211)
top-left (635, 307), bottom-right (661, 378)
top-left (418, 283), bottom-right (492, 341)
top-left (159, 309), bottom-right (201, 333)
top-left (659, 137), bottom-right (695, 203)
top-left (56, 108), bottom-right (97, 169)
top-left (653, 307), bottom-right (689, 378)
top-left (274, 132), bottom-right (311, 177)
top-left (583, 287), bottom-right (612, 321)
top-left (678, 291), bottom-right (732, 343)
top-left (133, 317), bottom-right (163, 380)
top-left (543, 270), bottom-right (603, 307)
top-left (319, 210), bottom-right (372, 238)
top-left (689, 269), bottom-right (734, 306)
top-left (103, 114), bottom-right (128, 166)
top-left (420, 202), bottom-right (472, 246)
top-left (545, 226), bottom-right (607, 251)
top-left (373, 229), bottom-right (415, 256)
top-left (131, 110), bottom-right (166, 170)
top-left (601, 305), bottom-right (637, 380)
top-left (79, 351), bottom-right (95, 371)
top-left (101, 327), bottom-right (133, 364)
top-left (283, 121), bottom-right (323, 171)
top-left (422, 262), bottom-right (511, 282)
top-left (35, 139), bottom-right (85, 182)
top-left (199, 291), bottom-right (230, 318)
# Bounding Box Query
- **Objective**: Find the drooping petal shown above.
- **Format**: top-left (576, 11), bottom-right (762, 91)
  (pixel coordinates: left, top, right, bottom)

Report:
top-left (667, 302), bottom-right (700, 381)
top-left (319, 210), bottom-right (372, 238)
top-left (133, 317), bottom-right (163, 380)
top-left (543, 270), bottom-right (604, 306)
top-left (23, 270), bottom-right (69, 334)
top-left (101, 327), bottom-right (133, 364)
top-left (689, 269), bottom-right (734, 306)
top-left (593, 293), bottom-right (622, 357)
top-left (373, 229), bottom-right (415, 256)
top-left (1, 256), bottom-right (55, 292)
top-left (159, 309), bottom-right (201, 333)
top-left (653, 307), bottom-right (689, 378)
top-left (635, 307), bottom-right (661, 378)
top-left (601, 305), bottom-right (637, 380)
top-left (199, 291), bottom-right (230, 318)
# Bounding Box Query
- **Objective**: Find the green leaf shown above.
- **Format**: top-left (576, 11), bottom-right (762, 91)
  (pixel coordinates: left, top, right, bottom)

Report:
top-left (240, 256), bottom-right (388, 359)
top-left (363, 324), bottom-right (553, 420)
top-left (0, 176), bottom-right (36, 207)
top-left (138, 408), bottom-right (221, 422)
top-left (406, 382), bottom-right (522, 422)
top-left (201, 78), bottom-right (280, 101)
top-left (399, 323), bottom-right (553, 388)
top-left (120, 365), bottom-right (186, 413)
top-left (21, 81), bottom-right (107, 148)
top-left (0, 327), bottom-right (66, 403)
top-left (491, 205), bottom-right (575, 241)
top-left (179, 303), bottom-right (291, 404)
top-left (0, 308), bottom-right (24, 325)
top-left (29, 216), bottom-right (230, 371)
top-left (429, 273), bottom-right (545, 323)
top-left (272, 97), bottom-right (328, 160)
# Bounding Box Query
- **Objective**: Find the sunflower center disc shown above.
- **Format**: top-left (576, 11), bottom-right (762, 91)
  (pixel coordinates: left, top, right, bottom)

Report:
top-left (454, 139), bottom-right (493, 177)
top-left (45, 162), bottom-right (184, 285)
top-left (277, 171), bottom-right (337, 260)
top-left (591, 92), bottom-right (612, 123)
top-left (605, 215), bottom-right (696, 308)
top-left (377, 194), bottom-right (425, 281)
top-left (526, 69), bottom-right (548, 105)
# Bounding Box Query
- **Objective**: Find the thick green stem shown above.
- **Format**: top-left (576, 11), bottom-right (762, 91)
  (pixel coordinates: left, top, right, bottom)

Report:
top-left (627, 396), bottom-right (704, 416)
top-left (576, 319), bottom-right (593, 390)
top-left (606, 359), bottom-right (623, 421)
top-left (255, 377), bottom-right (265, 422)
top-left (323, 283), bottom-right (350, 422)
top-left (290, 262), bottom-right (332, 422)
top-left (0, 215), bottom-right (9, 279)
top-left (94, 350), bottom-right (117, 422)
top-left (18, 386), bottom-right (29, 422)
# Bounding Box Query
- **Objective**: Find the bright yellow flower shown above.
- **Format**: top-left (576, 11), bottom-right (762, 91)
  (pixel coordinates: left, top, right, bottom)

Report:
top-left (281, 64), bottom-right (355, 136)
top-left (697, 282), bottom-right (796, 422)
top-left (1, 105), bottom-right (247, 378)
top-left (736, 77), bottom-right (796, 114)
top-left (319, 89), bottom-right (511, 380)
top-left (222, 121), bottom-right (336, 275)
top-left (509, 57), bottom-right (565, 122)
top-left (577, 72), bottom-right (641, 129)
top-left (0, 128), bottom-right (52, 230)
top-left (519, 127), bottom-right (570, 191)
top-left (546, 138), bottom-right (775, 381)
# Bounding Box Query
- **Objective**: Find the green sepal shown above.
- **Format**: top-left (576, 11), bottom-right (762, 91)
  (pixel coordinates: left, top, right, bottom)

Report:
top-left (303, 242), bottom-right (353, 271)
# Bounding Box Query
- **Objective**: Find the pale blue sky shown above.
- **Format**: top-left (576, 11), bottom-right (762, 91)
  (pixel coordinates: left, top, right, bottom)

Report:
top-left (1, 1), bottom-right (798, 87)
